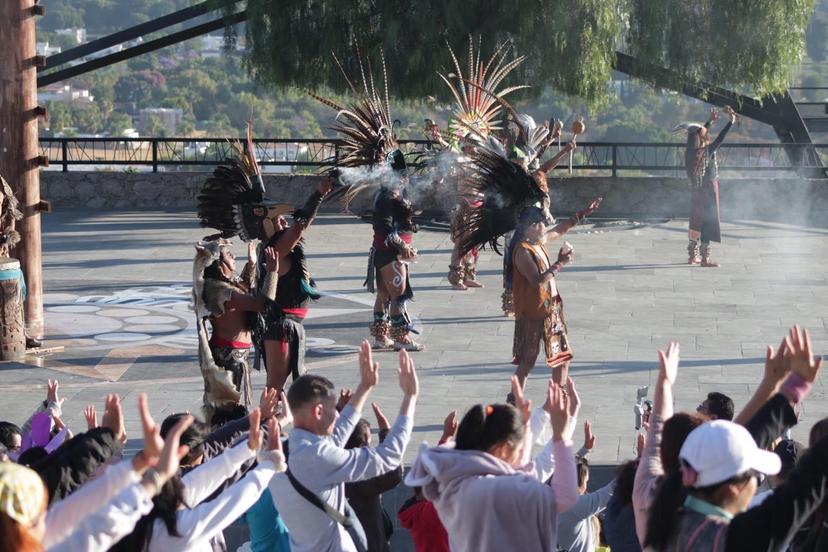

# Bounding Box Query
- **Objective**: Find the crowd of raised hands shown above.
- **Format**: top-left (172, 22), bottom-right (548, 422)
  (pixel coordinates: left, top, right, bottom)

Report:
top-left (0, 325), bottom-right (825, 552)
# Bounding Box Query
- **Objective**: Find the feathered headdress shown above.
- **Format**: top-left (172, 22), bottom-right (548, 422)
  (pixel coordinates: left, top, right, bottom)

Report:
top-left (672, 122), bottom-right (704, 135)
top-left (309, 47), bottom-right (405, 207)
top-left (197, 125), bottom-right (292, 241)
top-left (453, 137), bottom-right (547, 257)
top-left (439, 37), bottom-right (528, 144)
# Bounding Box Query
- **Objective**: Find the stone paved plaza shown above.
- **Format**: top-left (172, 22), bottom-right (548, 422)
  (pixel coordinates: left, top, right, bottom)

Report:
top-left (1, 209), bottom-right (827, 466)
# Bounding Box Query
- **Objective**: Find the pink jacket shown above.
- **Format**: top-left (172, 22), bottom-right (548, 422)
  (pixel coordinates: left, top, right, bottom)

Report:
top-left (405, 440), bottom-right (578, 552)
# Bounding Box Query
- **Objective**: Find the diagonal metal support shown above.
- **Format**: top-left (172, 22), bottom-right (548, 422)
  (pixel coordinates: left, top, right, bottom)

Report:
top-left (41, 1), bottom-right (242, 71)
top-left (613, 52), bottom-right (826, 178)
top-left (38, 10), bottom-right (247, 87)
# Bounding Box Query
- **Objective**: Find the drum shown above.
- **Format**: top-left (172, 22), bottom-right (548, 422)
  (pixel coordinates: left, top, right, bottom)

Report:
top-left (0, 258), bottom-right (25, 360)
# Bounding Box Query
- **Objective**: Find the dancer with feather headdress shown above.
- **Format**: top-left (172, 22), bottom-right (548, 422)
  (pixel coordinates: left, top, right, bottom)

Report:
top-left (310, 49), bottom-right (423, 351)
top-left (673, 106), bottom-right (736, 266)
top-left (431, 37), bottom-right (528, 291)
top-left (455, 136), bottom-right (601, 398)
top-left (197, 125), bottom-right (333, 394)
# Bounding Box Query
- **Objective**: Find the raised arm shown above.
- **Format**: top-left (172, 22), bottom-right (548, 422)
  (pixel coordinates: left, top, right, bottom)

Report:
top-left (537, 140), bottom-right (574, 174)
top-left (633, 342), bottom-right (679, 544)
top-left (735, 334), bottom-right (790, 425)
top-left (270, 180), bottom-right (332, 258)
top-left (546, 196), bottom-right (602, 241)
top-left (708, 118), bottom-right (734, 153)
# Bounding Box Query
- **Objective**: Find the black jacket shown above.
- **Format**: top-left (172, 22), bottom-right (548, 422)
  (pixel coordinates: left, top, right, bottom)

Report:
top-left (33, 427), bottom-right (121, 503)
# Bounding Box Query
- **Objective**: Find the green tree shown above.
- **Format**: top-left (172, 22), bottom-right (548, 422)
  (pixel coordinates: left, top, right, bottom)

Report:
top-left (105, 112), bottom-right (133, 135)
top-left (143, 113), bottom-right (168, 137)
top-left (230, 0), bottom-right (816, 104)
top-left (45, 102), bottom-right (75, 133)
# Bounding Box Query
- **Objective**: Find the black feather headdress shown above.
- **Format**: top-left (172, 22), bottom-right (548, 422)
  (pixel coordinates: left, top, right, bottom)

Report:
top-left (309, 47), bottom-right (405, 207)
top-left (454, 138), bottom-right (546, 257)
top-left (197, 131), bottom-right (292, 242)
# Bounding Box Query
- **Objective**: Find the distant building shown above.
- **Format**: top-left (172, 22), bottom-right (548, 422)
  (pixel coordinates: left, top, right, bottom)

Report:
top-left (38, 84), bottom-right (95, 104)
top-left (199, 34), bottom-right (244, 58)
top-left (138, 108), bottom-right (183, 135)
top-left (36, 42), bottom-right (62, 56)
top-left (55, 28), bottom-right (87, 44)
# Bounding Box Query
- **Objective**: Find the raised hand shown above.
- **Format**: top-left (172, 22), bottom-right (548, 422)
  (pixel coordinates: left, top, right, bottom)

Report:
top-left (266, 418), bottom-right (282, 452)
top-left (511, 375), bottom-right (532, 424)
top-left (138, 393), bottom-right (164, 464)
top-left (264, 247), bottom-right (279, 273)
top-left (763, 336), bottom-right (790, 388)
top-left (397, 349), bottom-right (419, 397)
top-left (276, 389), bottom-right (293, 427)
top-left (47, 379), bottom-right (64, 409)
top-left (583, 420), bottom-right (596, 451)
top-left (371, 402), bottom-right (391, 431)
top-left (83, 405), bottom-right (98, 430)
top-left (259, 387), bottom-right (279, 420)
top-left (709, 108), bottom-right (720, 122)
top-left (786, 325), bottom-right (823, 383)
top-left (247, 241), bottom-right (258, 265)
top-left (548, 382), bottom-right (571, 441)
top-left (247, 408), bottom-right (263, 451)
top-left (567, 376), bottom-right (581, 419)
top-left (336, 388), bottom-right (352, 412)
top-left (101, 394), bottom-right (126, 443)
top-left (359, 340), bottom-right (379, 390)
top-left (658, 342), bottom-right (680, 385)
top-left (441, 410), bottom-right (458, 442)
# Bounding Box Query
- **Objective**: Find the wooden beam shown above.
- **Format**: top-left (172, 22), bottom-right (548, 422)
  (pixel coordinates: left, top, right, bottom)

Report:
top-left (0, 0), bottom-right (44, 338)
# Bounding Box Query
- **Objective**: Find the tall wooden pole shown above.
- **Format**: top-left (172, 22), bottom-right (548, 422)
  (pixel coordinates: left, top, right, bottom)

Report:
top-left (0, 0), bottom-right (45, 339)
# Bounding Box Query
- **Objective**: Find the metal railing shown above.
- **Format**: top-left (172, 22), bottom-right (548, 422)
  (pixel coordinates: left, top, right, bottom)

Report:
top-left (39, 137), bottom-right (828, 177)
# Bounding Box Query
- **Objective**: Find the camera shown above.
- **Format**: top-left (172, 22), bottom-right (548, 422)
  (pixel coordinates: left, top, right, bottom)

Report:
top-left (634, 386), bottom-right (652, 430)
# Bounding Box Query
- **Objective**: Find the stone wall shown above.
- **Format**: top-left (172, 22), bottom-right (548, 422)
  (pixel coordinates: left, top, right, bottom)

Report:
top-left (41, 171), bottom-right (828, 225)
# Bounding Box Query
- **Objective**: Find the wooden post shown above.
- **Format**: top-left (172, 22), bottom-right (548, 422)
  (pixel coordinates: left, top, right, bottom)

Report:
top-left (0, 0), bottom-right (44, 339)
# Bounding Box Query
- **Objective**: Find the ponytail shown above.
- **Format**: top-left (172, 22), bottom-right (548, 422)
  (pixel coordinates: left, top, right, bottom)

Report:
top-left (455, 404), bottom-right (524, 453)
top-left (644, 470), bottom-right (686, 550)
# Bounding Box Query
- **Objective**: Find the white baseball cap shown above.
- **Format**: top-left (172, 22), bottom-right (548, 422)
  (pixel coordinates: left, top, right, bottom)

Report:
top-left (679, 420), bottom-right (781, 487)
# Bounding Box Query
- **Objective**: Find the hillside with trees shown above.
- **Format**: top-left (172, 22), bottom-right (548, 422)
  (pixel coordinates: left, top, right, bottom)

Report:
top-left (37, 0), bottom-right (828, 142)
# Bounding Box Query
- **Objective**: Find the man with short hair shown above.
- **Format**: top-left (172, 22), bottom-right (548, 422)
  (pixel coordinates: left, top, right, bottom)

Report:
top-left (697, 391), bottom-right (735, 421)
top-left (270, 340), bottom-right (418, 552)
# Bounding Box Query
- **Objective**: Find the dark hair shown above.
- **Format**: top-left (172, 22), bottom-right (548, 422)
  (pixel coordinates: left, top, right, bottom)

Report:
top-left (774, 439), bottom-right (805, 480)
top-left (110, 475), bottom-right (186, 552)
top-left (160, 414), bottom-right (210, 465)
top-left (287, 374), bottom-right (335, 411)
top-left (645, 466), bottom-right (752, 549)
top-left (17, 446), bottom-right (48, 467)
top-left (345, 419), bottom-right (371, 450)
top-left (706, 392), bottom-right (734, 421)
top-left (809, 417), bottom-right (828, 447)
top-left (455, 404), bottom-right (525, 453)
top-left (661, 413), bottom-right (704, 474)
top-left (209, 404), bottom-right (247, 428)
top-left (0, 422), bottom-right (22, 449)
top-left (576, 457), bottom-right (590, 489)
top-left (613, 459), bottom-right (639, 507)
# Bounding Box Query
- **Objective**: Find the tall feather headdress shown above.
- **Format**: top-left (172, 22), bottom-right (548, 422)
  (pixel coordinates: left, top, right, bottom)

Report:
top-left (309, 47), bottom-right (404, 207)
top-left (439, 37), bottom-right (528, 144)
top-left (197, 125), bottom-right (292, 241)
